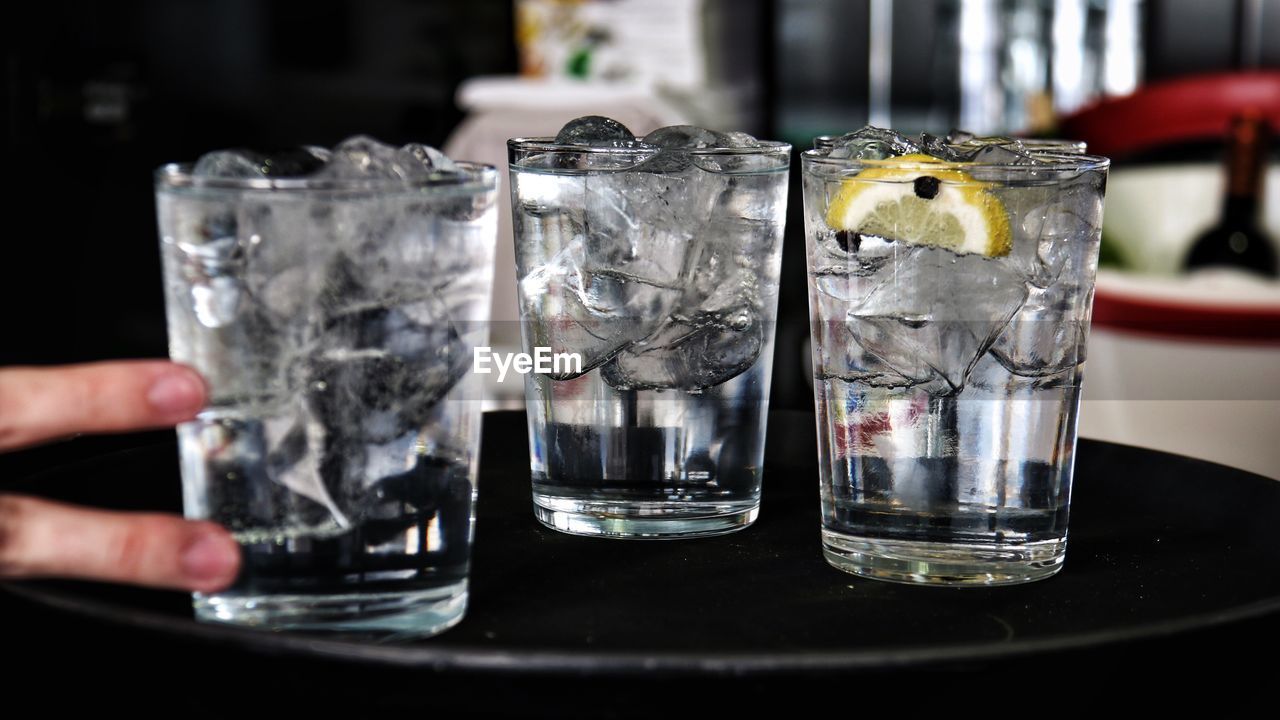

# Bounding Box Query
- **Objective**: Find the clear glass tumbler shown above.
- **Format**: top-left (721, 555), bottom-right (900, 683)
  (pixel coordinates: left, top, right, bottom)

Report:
top-left (802, 142), bottom-right (1108, 585)
top-left (507, 138), bottom-right (790, 538)
top-left (156, 161), bottom-right (497, 633)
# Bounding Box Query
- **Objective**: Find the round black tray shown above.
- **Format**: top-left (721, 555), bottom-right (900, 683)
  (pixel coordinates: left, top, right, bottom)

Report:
top-left (3, 410), bottom-right (1279, 710)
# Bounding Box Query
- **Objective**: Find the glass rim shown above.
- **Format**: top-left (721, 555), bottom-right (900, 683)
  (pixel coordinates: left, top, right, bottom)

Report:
top-left (801, 148), bottom-right (1110, 173)
top-left (812, 135), bottom-right (1089, 151)
top-left (154, 160), bottom-right (499, 192)
top-left (507, 137), bottom-right (793, 156)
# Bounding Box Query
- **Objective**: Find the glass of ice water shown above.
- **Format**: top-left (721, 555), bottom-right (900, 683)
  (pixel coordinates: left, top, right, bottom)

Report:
top-left (507, 117), bottom-right (790, 538)
top-left (802, 129), bottom-right (1109, 585)
top-left (155, 137), bottom-right (498, 634)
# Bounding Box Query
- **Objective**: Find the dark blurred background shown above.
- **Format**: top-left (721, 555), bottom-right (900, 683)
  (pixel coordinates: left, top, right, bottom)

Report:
top-left (3, 0), bottom-right (1278, 411)
top-left (4, 0), bottom-right (518, 366)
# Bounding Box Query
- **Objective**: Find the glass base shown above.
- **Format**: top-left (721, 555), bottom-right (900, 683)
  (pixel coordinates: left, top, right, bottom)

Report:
top-left (193, 580), bottom-right (468, 636)
top-left (533, 495), bottom-right (759, 539)
top-left (822, 530), bottom-right (1066, 586)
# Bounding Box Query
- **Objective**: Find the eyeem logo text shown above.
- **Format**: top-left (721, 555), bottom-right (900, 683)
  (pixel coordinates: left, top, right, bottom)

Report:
top-left (473, 347), bottom-right (582, 382)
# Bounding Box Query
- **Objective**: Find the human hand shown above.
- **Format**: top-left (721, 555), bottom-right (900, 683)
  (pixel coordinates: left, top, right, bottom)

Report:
top-left (0, 361), bottom-right (240, 592)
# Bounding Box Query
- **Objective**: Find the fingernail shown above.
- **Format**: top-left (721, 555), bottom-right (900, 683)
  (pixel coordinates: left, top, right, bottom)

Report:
top-left (147, 369), bottom-right (204, 417)
top-left (181, 531), bottom-right (239, 584)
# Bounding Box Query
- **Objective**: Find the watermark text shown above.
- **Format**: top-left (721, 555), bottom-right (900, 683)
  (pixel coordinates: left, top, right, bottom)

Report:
top-left (473, 347), bottom-right (582, 382)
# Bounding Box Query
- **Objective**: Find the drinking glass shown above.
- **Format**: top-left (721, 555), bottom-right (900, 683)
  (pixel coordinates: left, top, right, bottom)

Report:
top-left (507, 137), bottom-right (790, 538)
top-left (156, 159), bottom-right (498, 632)
top-left (802, 140), bottom-right (1108, 584)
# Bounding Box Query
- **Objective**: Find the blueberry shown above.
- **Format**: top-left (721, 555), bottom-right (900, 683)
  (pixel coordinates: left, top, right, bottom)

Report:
top-left (913, 175), bottom-right (941, 200)
top-left (835, 230), bottom-right (862, 253)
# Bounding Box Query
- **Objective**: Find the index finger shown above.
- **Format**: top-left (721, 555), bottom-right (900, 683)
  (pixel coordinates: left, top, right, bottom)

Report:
top-left (0, 361), bottom-right (207, 452)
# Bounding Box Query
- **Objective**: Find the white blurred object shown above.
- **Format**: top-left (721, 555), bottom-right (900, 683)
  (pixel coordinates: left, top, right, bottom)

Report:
top-left (959, 0), bottom-right (1002, 134)
top-left (1103, 163), bottom-right (1280, 275)
top-left (444, 77), bottom-right (688, 409)
top-left (1102, 0), bottom-right (1141, 96)
top-left (867, 0), bottom-right (893, 128)
top-left (1081, 270), bottom-right (1280, 480)
top-left (956, 0), bottom-right (1142, 135)
top-left (516, 0), bottom-right (706, 88)
top-left (1079, 397), bottom-right (1279, 479)
top-left (1051, 0), bottom-right (1089, 115)
top-left (512, 0), bottom-right (761, 132)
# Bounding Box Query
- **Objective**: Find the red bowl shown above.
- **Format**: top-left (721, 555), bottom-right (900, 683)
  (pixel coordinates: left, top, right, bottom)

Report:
top-left (1092, 270), bottom-right (1280, 343)
top-left (1060, 72), bottom-right (1280, 159)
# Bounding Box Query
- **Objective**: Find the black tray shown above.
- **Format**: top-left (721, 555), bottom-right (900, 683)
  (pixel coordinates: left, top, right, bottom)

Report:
top-left (3, 410), bottom-right (1279, 711)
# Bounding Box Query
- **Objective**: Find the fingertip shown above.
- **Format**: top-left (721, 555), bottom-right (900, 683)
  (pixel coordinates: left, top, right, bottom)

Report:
top-left (146, 365), bottom-right (208, 421)
top-left (180, 524), bottom-right (241, 592)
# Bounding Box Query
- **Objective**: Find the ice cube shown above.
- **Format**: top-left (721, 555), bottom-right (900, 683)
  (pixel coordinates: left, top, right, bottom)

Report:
top-left (307, 346), bottom-right (460, 444)
top-left (638, 125), bottom-right (725, 172)
top-left (401, 142), bottom-right (457, 173)
top-left (355, 454), bottom-right (472, 547)
top-left (967, 141), bottom-right (1038, 165)
top-left (520, 126), bottom-right (777, 386)
top-left (1013, 173), bottom-right (1105, 287)
top-left (261, 414), bottom-right (352, 530)
top-left (308, 254), bottom-right (468, 436)
top-left (196, 413), bottom-right (349, 534)
top-left (319, 135), bottom-right (436, 180)
top-left (262, 146), bottom-right (330, 175)
top-left (828, 126), bottom-right (920, 160)
top-left (988, 281), bottom-right (1088, 378)
top-left (597, 180), bottom-right (780, 392)
top-left (600, 312), bottom-right (762, 392)
top-left (812, 317), bottom-right (913, 388)
top-left (518, 232), bottom-right (680, 378)
top-left (193, 147), bottom-right (331, 178)
top-left (683, 229), bottom-right (757, 315)
top-left (175, 234), bottom-right (246, 328)
top-left (643, 125), bottom-right (722, 149)
top-left (990, 178), bottom-right (1100, 377)
top-left (920, 133), bottom-right (969, 163)
top-left (809, 223), bottom-right (900, 306)
top-left (716, 131), bottom-right (762, 148)
top-left (844, 246), bottom-right (1030, 394)
top-left (193, 150), bottom-right (269, 178)
top-left (555, 115), bottom-right (636, 146)
top-left (516, 161), bottom-right (711, 377)
top-left (190, 275), bottom-right (244, 328)
top-left (921, 133), bottom-right (1046, 166)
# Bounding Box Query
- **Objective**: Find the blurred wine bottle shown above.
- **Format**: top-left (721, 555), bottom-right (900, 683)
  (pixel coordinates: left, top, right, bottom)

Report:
top-left (1183, 113), bottom-right (1278, 277)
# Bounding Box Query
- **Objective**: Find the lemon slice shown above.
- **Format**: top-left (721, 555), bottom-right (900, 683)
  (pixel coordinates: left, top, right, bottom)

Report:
top-left (825, 153), bottom-right (1012, 257)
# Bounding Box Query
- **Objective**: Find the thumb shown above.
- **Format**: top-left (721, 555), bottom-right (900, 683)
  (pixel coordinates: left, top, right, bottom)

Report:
top-left (0, 494), bottom-right (241, 592)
